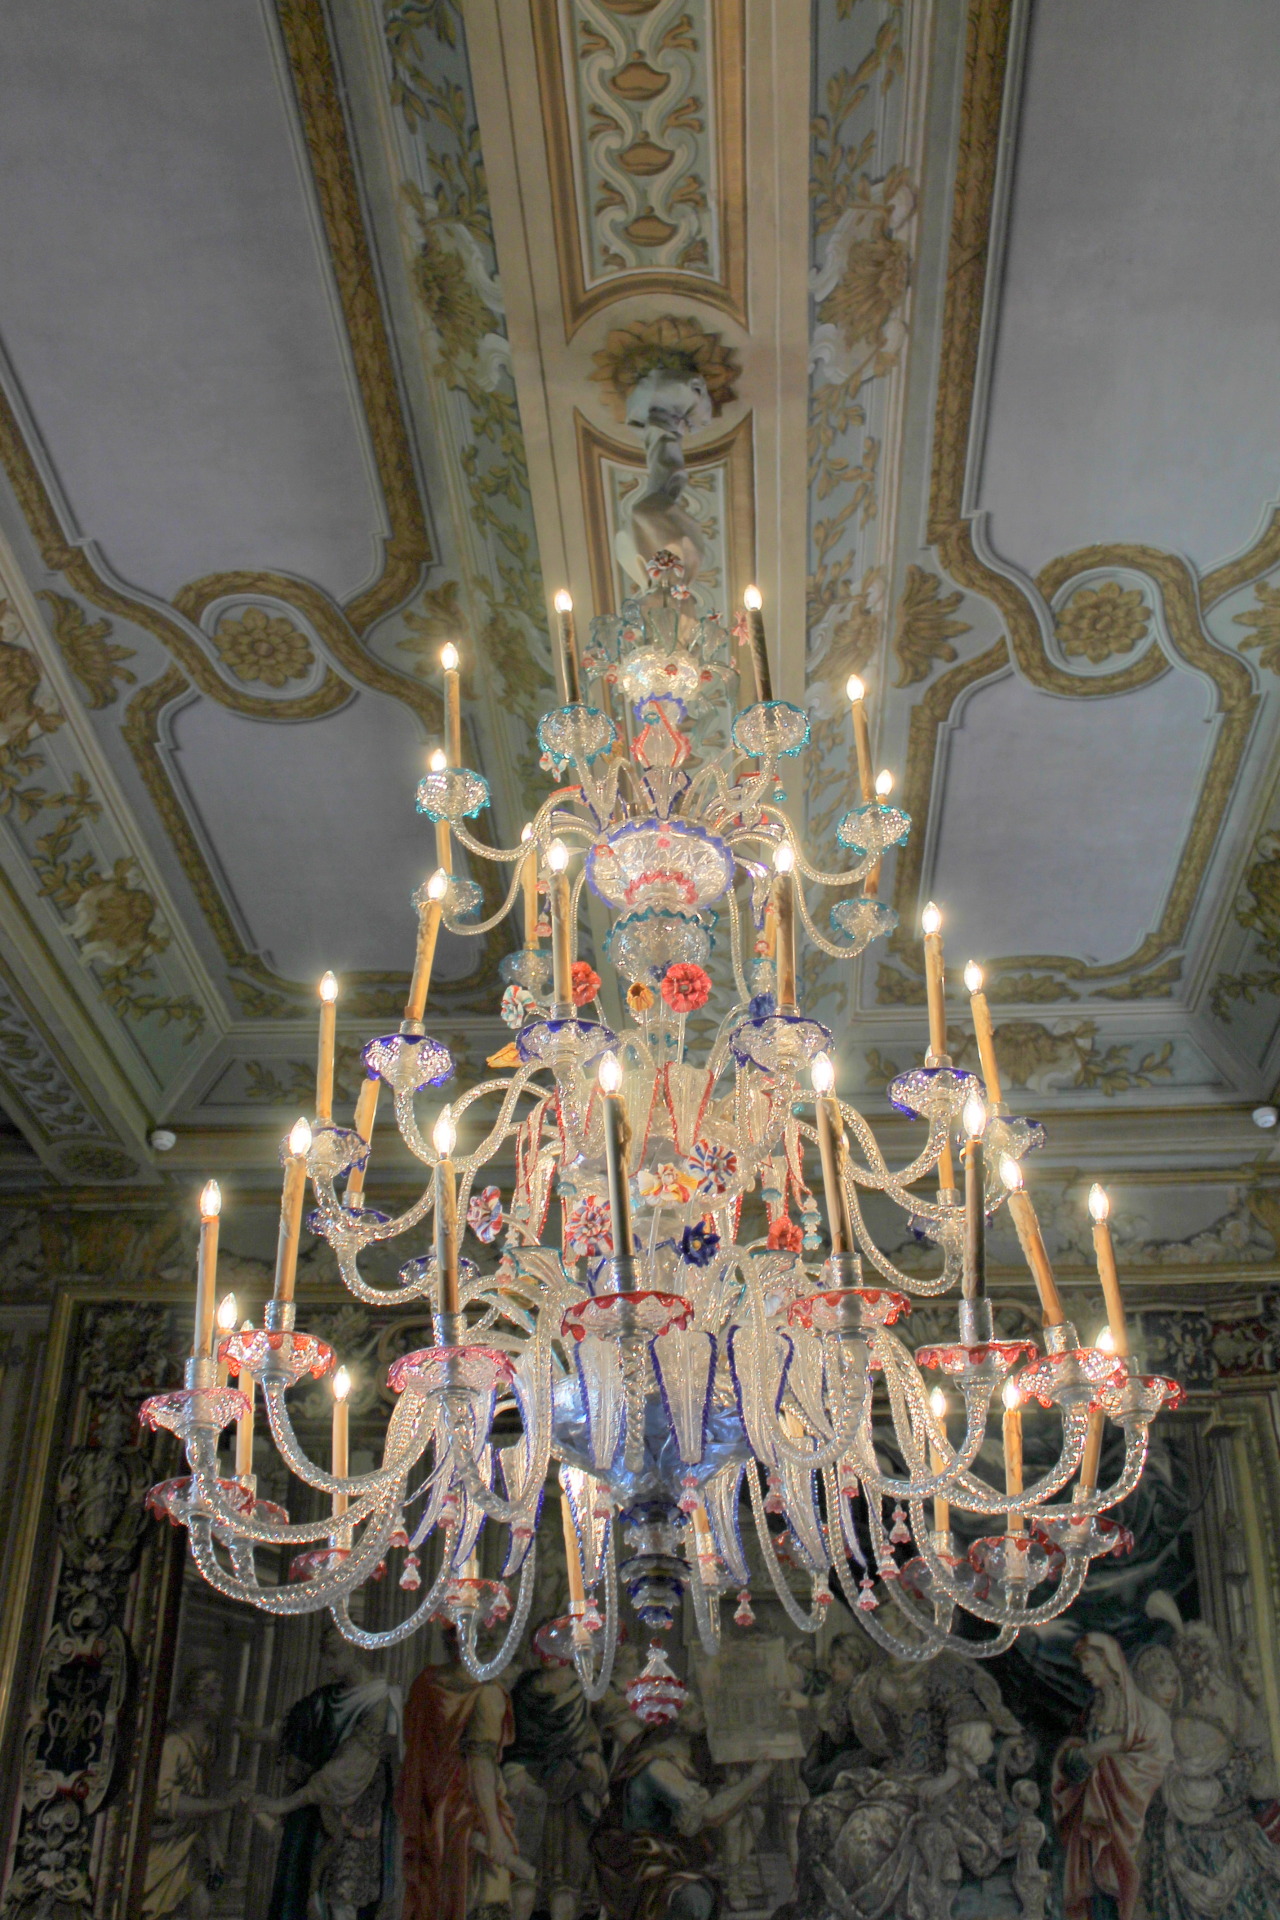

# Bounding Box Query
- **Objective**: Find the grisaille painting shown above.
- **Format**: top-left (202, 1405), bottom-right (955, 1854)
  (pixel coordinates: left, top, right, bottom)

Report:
top-left (9, 1285), bottom-right (1266, 1920)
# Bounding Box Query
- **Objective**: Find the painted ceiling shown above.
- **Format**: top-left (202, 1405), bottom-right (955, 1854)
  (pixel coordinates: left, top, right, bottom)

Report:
top-left (1, 0), bottom-right (1279, 1286)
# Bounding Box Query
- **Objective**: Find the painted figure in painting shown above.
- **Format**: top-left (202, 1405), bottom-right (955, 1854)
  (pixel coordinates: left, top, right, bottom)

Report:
top-left (251, 1624), bottom-right (400, 1920)
top-left (141, 1666), bottom-right (247, 1919)
top-left (777, 1661), bottom-right (1039, 1920)
top-left (503, 1620), bottom-right (609, 1920)
top-left (1052, 1633), bottom-right (1172, 1920)
top-left (1135, 1606), bottom-right (1280, 1918)
top-left (399, 1625), bottom-right (535, 1920)
top-left (591, 1698), bottom-right (771, 1920)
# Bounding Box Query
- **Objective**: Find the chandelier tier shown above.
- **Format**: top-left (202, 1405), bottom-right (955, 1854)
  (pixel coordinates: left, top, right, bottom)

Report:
top-left (142, 554), bottom-right (1181, 1697)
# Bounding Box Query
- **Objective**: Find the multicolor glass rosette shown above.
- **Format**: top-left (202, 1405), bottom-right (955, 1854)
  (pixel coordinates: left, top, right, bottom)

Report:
top-left (586, 820), bottom-right (734, 912)
top-left (604, 907), bottom-right (713, 984)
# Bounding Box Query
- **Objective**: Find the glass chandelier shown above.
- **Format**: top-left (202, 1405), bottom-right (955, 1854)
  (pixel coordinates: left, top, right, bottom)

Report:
top-left (142, 552), bottom-right (1181, 1707)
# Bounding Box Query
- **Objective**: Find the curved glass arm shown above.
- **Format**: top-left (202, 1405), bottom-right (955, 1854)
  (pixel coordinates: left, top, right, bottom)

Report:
top-left (459, 1547), bottom-right (538, 1681)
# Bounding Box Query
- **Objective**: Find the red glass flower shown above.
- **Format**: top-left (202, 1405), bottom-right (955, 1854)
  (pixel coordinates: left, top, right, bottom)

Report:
top-left (661, 962), bottom-right (711, 1012)
top-left (767, 1214), bottom-right (803, 1253)
top-left (572, 960), bottom-right (602, 1006)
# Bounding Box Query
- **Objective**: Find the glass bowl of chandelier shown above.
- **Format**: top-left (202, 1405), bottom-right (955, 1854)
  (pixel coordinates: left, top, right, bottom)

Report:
top-left (141, 557), bottom-right (1180, 1696)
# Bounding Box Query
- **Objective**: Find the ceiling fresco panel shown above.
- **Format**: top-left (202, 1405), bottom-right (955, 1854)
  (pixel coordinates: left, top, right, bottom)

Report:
top-left (0, 0), bottom-right (388, 603)
top-left (976, 0), bottom-right (1280, 574)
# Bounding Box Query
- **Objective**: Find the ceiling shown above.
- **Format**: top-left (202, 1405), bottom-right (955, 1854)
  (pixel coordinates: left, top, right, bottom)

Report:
top-left (1, 0), bottom-right (1279, 1286)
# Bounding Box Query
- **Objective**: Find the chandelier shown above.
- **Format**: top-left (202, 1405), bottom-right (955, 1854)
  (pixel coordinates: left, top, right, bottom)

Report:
top-left (142, 553), bottom-right (1181, 1706)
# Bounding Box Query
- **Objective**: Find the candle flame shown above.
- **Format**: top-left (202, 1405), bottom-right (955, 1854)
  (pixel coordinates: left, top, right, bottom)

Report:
top-left (288, 1118), bottom-right (312, 1159)
top-left (597, 1051), bottom-right (623, 1095)
top-left (846, 674), bottom-right (865, 703)
top-left (199, 1179), bottom-right (222, 1219)
top-left (426, 867), bottom-right (449, 902)
top-left (962, 1092), bottom-right (988, 1139)
top-left (333, 1365), bottom-right (352, 1402)
top-left (743, 585), bottom-right (762, 611)
top-left (440, 642), bottom-right (460, 672)
top-left (319, 970), bottom-right (338, 1003)
top-left (216, 1291), bottom-right (237, 1331)
top-left (1000, 1156), bottom-right (1024, 1193)
top-left (1088, 1182), bottom-right (1110, 1223)
top-left (1096, 1325), bottom-right (1116, 1354)
top-left (874, 768), bottom-right (893, 798)
top-left (432, 1108), bottom-right (456, 1159)
top-left (772, 841), bottom-right (795, 873)
top-left (921, 901), bottom-right (942, 936)
top-left (964, 961), bottom-right (983, 993)
top-left (520, 822), bottom-right (533, 843)
top-left (1002, 1379), bottom-right (1022, 1411)
top-left (929, 1387), bottom-right (947, 1420)
top-left (428, 748), bottom-right (447, 773)
top-left (554, 589), bottom-right (573, 614)
top-left (546, 838), bottom-right (569, 873)
top-left (811, 1051), bottom-right (835, 1095)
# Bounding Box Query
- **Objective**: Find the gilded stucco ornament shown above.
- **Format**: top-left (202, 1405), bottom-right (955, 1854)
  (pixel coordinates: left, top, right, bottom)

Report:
top-left (213, 605), bottom-right (315, 687)
top-left (1054, 582), bottom-right (1151, 665)
top-left (590, 317), bottom-right (741, 587)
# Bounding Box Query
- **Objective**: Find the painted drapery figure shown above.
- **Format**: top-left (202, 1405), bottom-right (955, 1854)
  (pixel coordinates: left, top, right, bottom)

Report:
top-left (1051, 1633), bottom-right (1172, 1920)
top-left (255, 1628), bottom-right (399, 1920)
top-left (399, 1630), bottom-right (532, 1920)
top-left (141, 1667), bottom-right (246, 1919)
top-left (504, 1621), bottom-right (609, 1920)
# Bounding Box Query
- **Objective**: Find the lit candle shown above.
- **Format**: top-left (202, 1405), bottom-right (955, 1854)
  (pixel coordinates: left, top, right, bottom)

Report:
top-left (560, 1478), bottom-right (585, 1612)
top-left (272, 1119), bottom-right (312, 1304)
top-left (921, 903), bottom-right (956, 1193)
top-left (1088, 1185), bottom-right (1129, 1358)
top-left (999, 1159), bottom-right (1066, 1328)
top-left (743, 585), bottom-right (773, 704)
top-left (235, 1321), bottom-right (256, 1480)
top-left (845, 675), bottom-right (874, 803)
top-left (215, 1291), bottom-right (237, 1388)
top-left (427, 746), bottom-right (453, 877)
top-left (811, 1053), bottom-right (853, 1255)
top-left (193, 1180), bottom-right (221, 1357)
top-left (331, 1366), bottom-right (351, 1519)
top-left (440, 643), bottom-right (463, 769)
top-left (433, 1108), bottom-right (460, 1318)
top-left (929, 1386), bottom-right (950, 1535)
top-left (405, 867), bottom-right (449, 1024)
top-left (597, 1052), bottom-right (635, 1258)
top-left (962, 1092), bottom-right (987, 1302)
top-left (1002, 1378), bottom-right (1024, 1534)
top-left (316, 971), bottom-right (338, 1121)
top-left (553, 591), bottom-right (582, 706)
top-left (865, 768), bottom-right (893, 902)
top-left (344, 1074), bottom-right (381, 1206)
top-left (772, 841), bottom-right (797, 1009)
top-left (962, 961), bottom-right (1002, 1106)
top-left (515, 825), bottom-right (537, 952)
top-left (547, 839), bottom-right (572, 1010)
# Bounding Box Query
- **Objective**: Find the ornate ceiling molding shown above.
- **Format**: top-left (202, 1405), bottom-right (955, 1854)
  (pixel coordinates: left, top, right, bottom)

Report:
top-left (529, 0), bottom-right (747, 336)
top-left (882, 0), bottom-right (1266, 1010)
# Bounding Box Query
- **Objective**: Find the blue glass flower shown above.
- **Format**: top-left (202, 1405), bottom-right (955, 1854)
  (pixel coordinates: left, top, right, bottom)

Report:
top-left (747, 991), bottom-right (776, 1022)
top-left (680, 1222), bottom-right (721, 1267)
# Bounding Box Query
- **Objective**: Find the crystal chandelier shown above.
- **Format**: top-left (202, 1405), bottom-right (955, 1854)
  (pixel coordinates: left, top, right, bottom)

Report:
top-left (142, 553), bottom-right (1181, 1701)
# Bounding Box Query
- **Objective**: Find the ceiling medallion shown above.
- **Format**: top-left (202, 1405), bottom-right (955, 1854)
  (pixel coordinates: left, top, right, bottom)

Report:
top-left (143, 558), bottom-right (1179, 1695)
